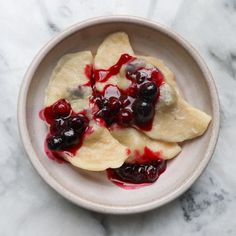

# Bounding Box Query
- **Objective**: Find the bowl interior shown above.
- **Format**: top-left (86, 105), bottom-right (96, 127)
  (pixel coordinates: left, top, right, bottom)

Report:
top-left (24, 20), bottom-right (217, 213)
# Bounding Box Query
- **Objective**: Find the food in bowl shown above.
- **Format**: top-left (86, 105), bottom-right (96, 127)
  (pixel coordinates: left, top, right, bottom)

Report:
top-left (39, 32), bottom-right (211, 189)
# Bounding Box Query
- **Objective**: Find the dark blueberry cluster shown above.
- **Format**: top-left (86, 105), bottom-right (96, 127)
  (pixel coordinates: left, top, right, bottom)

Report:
top-left (130, 70), bottom-right (158, 125)
top-left (94, 93), bottom-right (134, 126)
top-left (44, 99), bottom-right (88, 151)
top-left (93, 68), bottom-right (159, 127)
top-left (112, 159), bottom-right (167, 184)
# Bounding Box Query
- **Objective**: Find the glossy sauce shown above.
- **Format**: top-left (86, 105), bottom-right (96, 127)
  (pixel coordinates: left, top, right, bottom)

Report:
top-left (40, 99), bottom-right (90, 162)
top-left (93, 54), bottom-right (134, 82)
top-left (91, 54), bottom-right (164, 131)
top-left (40, 54), bottom-right (168, 188)
top-left (107, 147), bottom-right (167, 189)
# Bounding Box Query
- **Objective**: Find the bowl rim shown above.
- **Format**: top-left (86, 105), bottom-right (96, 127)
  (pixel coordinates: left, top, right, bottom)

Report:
top-left (17, 15), bottom-right (220, 214)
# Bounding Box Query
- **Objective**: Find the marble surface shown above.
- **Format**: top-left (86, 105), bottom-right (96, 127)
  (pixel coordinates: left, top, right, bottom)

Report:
top-left (1, 0), bottom-right (236, 235)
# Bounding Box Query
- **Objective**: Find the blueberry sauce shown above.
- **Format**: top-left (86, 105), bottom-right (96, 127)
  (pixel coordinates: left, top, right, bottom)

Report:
top-left (91, 54), bottom-right (164, 131)
top-left (83, 64), bottom-right (93, 86)
top-left (40, 99), bottom-right (90, 162)
top-left (107, 147), bottom-right (167, 189)
top-left (93, 54), bottom-right (134, 83)
top-left (40, 53), bottom-right (168, 188)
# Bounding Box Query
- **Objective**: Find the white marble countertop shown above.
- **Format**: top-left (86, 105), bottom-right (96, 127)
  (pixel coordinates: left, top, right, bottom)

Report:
top-left (1, 0), bottom-right (236, 235)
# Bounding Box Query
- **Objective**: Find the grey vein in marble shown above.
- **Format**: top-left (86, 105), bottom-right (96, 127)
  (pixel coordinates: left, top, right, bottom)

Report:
top-left (0, 0), bottom-right (236, 235)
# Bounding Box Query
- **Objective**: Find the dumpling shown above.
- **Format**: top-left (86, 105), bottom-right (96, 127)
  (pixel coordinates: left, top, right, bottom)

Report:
top-left (94, 32), bottom-right (181, 160)
top-left (140, 56), bottom-right (211, 142)
top-left (94, 32), bottom-right (211, 143)
top-left (110, 127), bottom-right (181, 160)
top-left (45, 51), bottom-right (128, 171)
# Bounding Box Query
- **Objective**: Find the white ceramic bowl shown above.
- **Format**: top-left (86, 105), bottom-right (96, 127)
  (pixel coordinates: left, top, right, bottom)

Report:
top-left (18, 16), bottom-right (220, 214)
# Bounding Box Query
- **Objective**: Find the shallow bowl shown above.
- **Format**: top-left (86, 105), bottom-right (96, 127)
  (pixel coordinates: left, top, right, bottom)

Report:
top-left (18, 16), bottom-right (220, 214)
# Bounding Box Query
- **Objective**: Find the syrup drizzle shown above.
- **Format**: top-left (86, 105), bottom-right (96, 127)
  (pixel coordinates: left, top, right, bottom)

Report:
top-left (40, 99), bottom-right (91, 162)
top-left (90, 55), bottom-right (164, 131)
top-left (107, 147), bottom-right (167, 189)
top-left (93, 54), bottom-right (134, 82)
top-left (40, 53), bottom-right (168, 188)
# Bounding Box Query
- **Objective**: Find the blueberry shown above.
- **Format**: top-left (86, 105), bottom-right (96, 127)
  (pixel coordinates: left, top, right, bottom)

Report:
top-left (135, 71), bottom-right (148, 84)
top-left (107, 97), bottom-right (121, 112)
top-left (120, 96), bottom-right (131, 108)
top-left (103, 98), bottom-right (108, 106)
top-left (69, 115), bottom-right (87, 134)
top-left (117, 109), bottom-right (133, 126)
top-left (96, 107), bottom-right (110, 118)
top-left (113, 160), bottom-right (167, 184)
top-left (50, 118), bottom-right (67, 134)
top-left (95, 107), bottom-right (114, 125)
top-left (52, 99), bottom-right (71, 118)
top-left (132, 99), bottom-right (155, 124)
top-left (93, 95), bottom-right (104, 109)
top-left (63, 128), bottom-right (80, 146)
top-left (139, 82), bottom-right (158, 102)
top-left (47, 135), bottom-right (64, 150)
